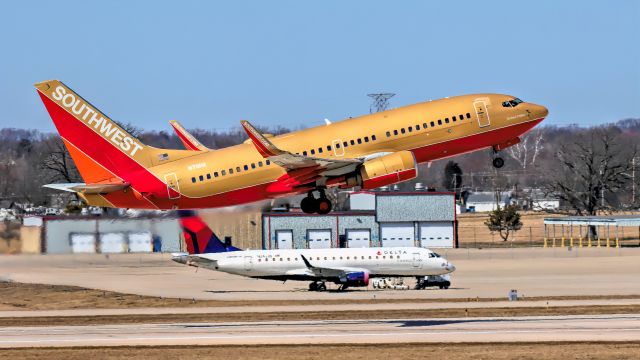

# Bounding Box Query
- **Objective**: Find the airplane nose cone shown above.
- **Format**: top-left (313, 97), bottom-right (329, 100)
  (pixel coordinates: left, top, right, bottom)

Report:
top-left (445, 262), bottom-right (456, 272)
top-left (531, 104), bottom-right (549, 120)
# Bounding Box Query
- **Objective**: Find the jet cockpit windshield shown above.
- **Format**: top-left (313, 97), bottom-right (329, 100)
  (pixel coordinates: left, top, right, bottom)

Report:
top-left (502, 98), bottom-right (524, 107)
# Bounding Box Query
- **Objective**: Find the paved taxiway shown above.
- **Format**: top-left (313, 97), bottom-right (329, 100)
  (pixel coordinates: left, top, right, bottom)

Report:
top-left (2, 298), bottom-right (640, 318)
top-left (2, 248), bottom-right (639, 301)
top-left (0, 314), bottom-right (637, 347)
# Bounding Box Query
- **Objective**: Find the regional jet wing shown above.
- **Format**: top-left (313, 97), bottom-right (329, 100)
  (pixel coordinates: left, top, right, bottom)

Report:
top-left (240, 120), bottom-right (362, 177)
top-left (297, 254), bottom-right (366, 278)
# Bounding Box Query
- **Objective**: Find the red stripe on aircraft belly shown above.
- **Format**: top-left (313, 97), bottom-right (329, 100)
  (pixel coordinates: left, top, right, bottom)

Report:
top-left (171, 181), bottom-right (307, 210)
top-left (411, 119), bottom-right (544, 163)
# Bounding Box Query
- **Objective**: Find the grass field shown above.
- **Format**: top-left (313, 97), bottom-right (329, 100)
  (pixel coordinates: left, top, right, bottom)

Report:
top-left (457, 211), bottom-right (640, 247)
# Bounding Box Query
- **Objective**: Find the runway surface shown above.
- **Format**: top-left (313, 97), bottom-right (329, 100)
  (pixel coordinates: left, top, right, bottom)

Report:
top-left (2, 248), bottom-right (639, 301)
top-left (1, 314), bottom-right (638, 347)
top-left (2, 298), bottom-right (640, 318)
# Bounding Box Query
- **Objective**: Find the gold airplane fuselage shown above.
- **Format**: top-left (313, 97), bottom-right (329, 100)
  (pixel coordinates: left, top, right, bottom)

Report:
top-left (130, 93), bottom-right (547, 208)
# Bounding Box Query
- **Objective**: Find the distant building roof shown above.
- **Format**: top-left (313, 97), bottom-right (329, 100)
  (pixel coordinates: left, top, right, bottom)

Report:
top-left (544, 215), bottom-right (640, 226)
top-left (466, 192), bottom-right (510, 204)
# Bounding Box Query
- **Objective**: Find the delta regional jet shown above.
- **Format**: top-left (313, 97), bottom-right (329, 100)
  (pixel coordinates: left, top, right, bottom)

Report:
top-left (35, 80), bottom-right (548, 214)
top-left (173, 212), bottom-right (456, 291)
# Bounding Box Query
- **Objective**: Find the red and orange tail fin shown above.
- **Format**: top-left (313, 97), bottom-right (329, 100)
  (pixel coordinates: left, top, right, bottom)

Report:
top-left (35, 80), bottom-right (155, 185)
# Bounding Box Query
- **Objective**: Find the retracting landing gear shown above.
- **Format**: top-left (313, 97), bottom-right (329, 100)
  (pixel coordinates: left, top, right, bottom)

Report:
top-left (300, 189), bottom-right (333, 215)
top-left (309, 281), bottom-right (327, 292)
top-left (491, 147), bottom-right (505, 169)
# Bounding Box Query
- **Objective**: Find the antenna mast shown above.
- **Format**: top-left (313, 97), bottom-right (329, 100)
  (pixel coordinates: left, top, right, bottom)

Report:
top-left (367, 93), bottom-right (395, 113)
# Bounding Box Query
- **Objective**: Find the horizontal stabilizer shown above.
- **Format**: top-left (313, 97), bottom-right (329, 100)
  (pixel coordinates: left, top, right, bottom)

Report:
top-left (171, 254), bottom-right (219, 269)
top-left (43, 182), bottom-right (129, 194)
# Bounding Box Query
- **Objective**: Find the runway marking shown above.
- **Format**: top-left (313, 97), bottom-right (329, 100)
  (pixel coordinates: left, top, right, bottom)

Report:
top-left (1, 328), bottom-right (639, 345)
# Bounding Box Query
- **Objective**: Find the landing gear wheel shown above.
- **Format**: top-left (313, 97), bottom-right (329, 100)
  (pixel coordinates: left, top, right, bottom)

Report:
top-left (492, 157), bottom-right (505, 169)
top-left (300, 196), bottom-right (318, 214)
top-left (316, 197), bottom-right (333, 215)
top-left (308, 282), bottom-right (318, 291)
top-left (316, 282), bottom-right (327, 291)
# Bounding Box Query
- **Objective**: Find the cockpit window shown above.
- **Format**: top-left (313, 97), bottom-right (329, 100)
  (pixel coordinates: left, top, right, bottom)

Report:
top-left (431, 252), bottom-right (441, 258)
top-left (502, 98), bottom-right (524, 108)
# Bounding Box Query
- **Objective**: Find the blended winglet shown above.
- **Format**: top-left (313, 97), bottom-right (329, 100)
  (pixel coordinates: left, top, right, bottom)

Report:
top-left (169, 120), bottom-right (208, 151)
top-left (240, 120), bottom-right (282, 158)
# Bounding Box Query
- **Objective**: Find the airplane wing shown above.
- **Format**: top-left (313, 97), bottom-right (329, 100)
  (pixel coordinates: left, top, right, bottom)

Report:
top-left (43, 182), bottom-right (129, 195)
top-left (169, 120), bottom-right (209, 151)
top-left (240, 120), bottom-right (362, 179)
top-left (295, 254), bottom-right (367, 278)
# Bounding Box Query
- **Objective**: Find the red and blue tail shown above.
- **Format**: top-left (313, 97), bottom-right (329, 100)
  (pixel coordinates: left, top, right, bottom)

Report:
top-left (178, 211), bottom-right (241, 254)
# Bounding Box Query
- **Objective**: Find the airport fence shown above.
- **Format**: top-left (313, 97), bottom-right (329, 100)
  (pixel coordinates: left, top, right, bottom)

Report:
top-left (457, 225), bottom-right (640, 248)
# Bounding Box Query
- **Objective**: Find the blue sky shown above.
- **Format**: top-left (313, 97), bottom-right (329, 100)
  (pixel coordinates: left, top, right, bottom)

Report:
top-left (1, 0), bottom-right (638, 132)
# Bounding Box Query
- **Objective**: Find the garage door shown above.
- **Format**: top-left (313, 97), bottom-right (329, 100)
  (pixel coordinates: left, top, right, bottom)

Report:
top-left (128, 232), bottom-right (153, 252)
top-left (380, 222), bottom-right (414, 247)
top-left (347, 229), bottom-right (370, 248)
top-left (307, 229), bottom-right (332, 249)
top-left (275, 230), bottom-right (293, 249)
top-left (70, 233), bottom-right (96, 253)
top-left (99, 232), bottom-right (126, 253)
top-left (419, 221), bottom-right (454, 248)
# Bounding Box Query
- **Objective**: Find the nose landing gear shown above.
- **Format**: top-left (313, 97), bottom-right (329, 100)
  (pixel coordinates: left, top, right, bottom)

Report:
top-left (300, 189), bottom-right (333, 214)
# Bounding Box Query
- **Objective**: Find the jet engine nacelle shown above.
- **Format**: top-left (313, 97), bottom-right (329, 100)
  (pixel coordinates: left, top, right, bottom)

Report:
top-left (338, 271), bottom-right (370, 287)
top-left (345, 150), bottom-right (418, 190)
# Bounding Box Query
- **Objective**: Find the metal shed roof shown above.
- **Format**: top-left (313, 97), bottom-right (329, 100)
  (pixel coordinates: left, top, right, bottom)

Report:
top-left (544, 215), bottom-right (640, 227)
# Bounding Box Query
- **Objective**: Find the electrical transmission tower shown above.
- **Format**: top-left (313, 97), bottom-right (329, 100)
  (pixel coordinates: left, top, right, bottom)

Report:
top-left (367, 93), bottom-right (395, 113)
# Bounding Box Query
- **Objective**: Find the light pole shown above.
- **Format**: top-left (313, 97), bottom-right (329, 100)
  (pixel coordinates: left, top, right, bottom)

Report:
top-left (633, 157), bottom-right (638, 204)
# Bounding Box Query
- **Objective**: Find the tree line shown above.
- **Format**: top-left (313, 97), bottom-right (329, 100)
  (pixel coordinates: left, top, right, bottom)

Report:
top-left (0, 118), bottom-right (638, 214)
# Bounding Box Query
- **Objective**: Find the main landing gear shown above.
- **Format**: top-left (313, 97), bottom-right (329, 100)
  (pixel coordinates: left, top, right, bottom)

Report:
top-left (309, 281), bottom-right (327, 292)
top-left (300, 189), bottom-right (333, 215)
top-left (491, 148), bottom-right (505, 169)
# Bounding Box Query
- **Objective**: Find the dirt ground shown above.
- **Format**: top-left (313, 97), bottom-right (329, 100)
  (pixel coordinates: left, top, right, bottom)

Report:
top-left (3, 304), bottom-right (640, 327)
top-left (2, 281), bottom-right (639, 311)
top-left (3, 342), bottom-right (640, 360)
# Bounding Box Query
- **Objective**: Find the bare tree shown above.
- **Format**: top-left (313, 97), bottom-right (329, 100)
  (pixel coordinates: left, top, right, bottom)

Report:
top-left (507, 128), bottom-right (544, 170)
top-left (544, 127), bottom-right (637, 216)
top-left (40, 137), bottom-right (81, 183)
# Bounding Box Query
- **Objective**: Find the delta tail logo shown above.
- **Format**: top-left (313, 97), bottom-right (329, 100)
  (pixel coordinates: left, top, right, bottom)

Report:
top-left (51, 86), bottom-right (144, 157)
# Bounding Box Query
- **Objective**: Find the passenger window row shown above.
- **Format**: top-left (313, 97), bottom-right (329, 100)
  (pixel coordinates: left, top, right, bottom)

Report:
top-left (191, 159), bottom-right (272, 183)
top-left (256, 254), bottom-right (399, 262)
top-left (191, 111), bottom-right (473, 184)
top-left (385, 112), bottom-right (472, 138)
top-left (295, 134), bottom-right (378, 157)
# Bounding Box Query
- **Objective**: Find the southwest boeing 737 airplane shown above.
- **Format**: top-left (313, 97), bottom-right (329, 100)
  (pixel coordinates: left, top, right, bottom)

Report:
top-left (35, 80), bottom-right (548, 213)
top-left (172, 212), bottom-right (455, 291)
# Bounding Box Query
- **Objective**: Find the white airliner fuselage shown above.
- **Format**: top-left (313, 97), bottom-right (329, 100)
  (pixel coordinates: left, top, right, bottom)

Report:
top-left (174, 247), bottom-right (455, 290)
